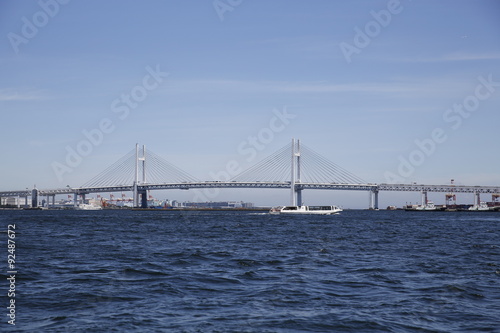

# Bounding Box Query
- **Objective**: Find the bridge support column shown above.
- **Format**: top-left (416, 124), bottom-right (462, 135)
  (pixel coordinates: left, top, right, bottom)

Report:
top-left (290, 138), bottom-right (301, 206)
top-left (369, 189), bottom-right (379, 210)
top-left (74, 193), bottom-right (78, 207)
top-left (31, 188), bottom-right (38, 208)
top-left (25, 195), bottom-right (29, 208)
top-left (296, 188), bottom-right (303, 207)
top-left (133, 183), bottom-right (138, 207)
top-left (133, 144), bottom-right (147, 208)
top-left (140, 190), bottom-right (148, 209)
top-left (474, 192), bottom-right (481, 206)
top-left (421, 191), bottom-right (428, 206)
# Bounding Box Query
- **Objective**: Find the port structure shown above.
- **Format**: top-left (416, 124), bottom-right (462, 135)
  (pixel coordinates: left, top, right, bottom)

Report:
top-left (445, 179), bottom-right (457, 206)
top-left (493, 194), bottom-right (500, 204)
top-left (2, 140), bottom-right (500, 209)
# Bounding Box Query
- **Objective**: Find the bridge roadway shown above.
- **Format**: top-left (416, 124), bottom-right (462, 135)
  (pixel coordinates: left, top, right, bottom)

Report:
top-left (2, 182), bottom-right (500, 197)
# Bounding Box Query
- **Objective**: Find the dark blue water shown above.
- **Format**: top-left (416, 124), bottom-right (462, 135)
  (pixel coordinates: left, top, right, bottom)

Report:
top-left (0, 209), bottom-right (499, 332)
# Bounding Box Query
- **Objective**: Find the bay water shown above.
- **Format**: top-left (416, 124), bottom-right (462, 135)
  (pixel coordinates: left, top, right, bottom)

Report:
top-left (1, 209), bottom-right (499, 332)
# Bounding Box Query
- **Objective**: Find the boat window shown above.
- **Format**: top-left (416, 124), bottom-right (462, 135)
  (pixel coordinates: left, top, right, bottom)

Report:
top-left (309, 206), bottom-right (331, 210)
top-left (309, 206), bottom-right (333, 210)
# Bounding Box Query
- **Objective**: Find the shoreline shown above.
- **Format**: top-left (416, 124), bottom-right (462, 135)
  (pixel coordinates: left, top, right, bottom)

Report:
top-left (1, 207), bottom-right (499, 212)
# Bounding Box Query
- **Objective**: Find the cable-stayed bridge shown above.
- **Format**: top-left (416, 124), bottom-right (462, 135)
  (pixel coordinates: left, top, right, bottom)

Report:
top-left (2, 139), bottom-right (499, 209)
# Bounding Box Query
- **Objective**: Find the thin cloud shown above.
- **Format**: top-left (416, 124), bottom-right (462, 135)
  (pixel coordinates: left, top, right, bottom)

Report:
top-left (272, 82), bottom-right (418, 94)
top-left (164, 79), bottom-right (425, 95)
top-left (441, 52), bottom-right (500, 61)
top-left (393, 52), bottom-right (500, 63)
top-left (0, 89), bottom-right (48, 101)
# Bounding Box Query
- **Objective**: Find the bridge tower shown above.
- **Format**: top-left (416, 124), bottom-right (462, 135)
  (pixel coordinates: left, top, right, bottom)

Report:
top-left (133, 144), bottom-right (148, 208)
top-left (290, 138), bottom-right (303, 206)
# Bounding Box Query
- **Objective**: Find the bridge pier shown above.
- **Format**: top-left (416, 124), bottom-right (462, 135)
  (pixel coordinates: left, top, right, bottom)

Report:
top-left (133, 185), bottom-right (148, 208)
top-left (369, 189), bottom-right (379, 210)
top-left (290, 138), bottom-right (302, 206)
top-left (474, 191), bottom-right (481, 206)
top-left (133, 183), bottom-right (138, 207)
top-left (296, 188), bottom-right (303, 207)
top-left (46, 194), bottom-right (55, 208)
top-left (140, 190), bottom-right (148, 208)
top-left (133, 144), bottom-right (147, 208)
top-left (421, 191), bottom-right (428, 206)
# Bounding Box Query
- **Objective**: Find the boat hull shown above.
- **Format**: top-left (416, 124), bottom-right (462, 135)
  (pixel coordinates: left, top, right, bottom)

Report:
top-left (270, 205), bottom-right (342, 215)
top-left (75, 204), bottom-right (102, 210)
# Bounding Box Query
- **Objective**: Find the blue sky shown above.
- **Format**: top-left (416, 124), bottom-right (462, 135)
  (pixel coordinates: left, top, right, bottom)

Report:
top-left (1, 0), bottom-right (499, 208)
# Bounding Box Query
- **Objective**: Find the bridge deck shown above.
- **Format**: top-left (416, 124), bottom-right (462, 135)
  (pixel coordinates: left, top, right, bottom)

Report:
top-left (2, 182), bottom-right (500, 197)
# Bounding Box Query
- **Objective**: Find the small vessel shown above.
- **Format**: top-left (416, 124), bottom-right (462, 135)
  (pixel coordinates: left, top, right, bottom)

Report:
top-left (416, 201), bottom-right (435, 211)
top-left (468, 202), bottom-right (490, 211)
top-left (415, 201), bottom-right (443, 211)
top-left (269, 205), bottom-right (342, 215)
top-left (75, 204), bottom-right (102, 210)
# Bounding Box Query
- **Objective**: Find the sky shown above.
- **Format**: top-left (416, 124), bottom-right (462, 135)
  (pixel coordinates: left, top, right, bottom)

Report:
top-left (1, 0), bottom-right (499, 208)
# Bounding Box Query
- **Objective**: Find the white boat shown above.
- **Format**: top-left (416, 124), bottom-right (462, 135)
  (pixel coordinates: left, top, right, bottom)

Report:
top-left (468, 202), bottom-right (490, 211)
top-left (415, 201), bottom-right (440, 211)
top-left (269, 205), bottom-right (342, 215)
top-left (75, 204), bottom-right (102, 210)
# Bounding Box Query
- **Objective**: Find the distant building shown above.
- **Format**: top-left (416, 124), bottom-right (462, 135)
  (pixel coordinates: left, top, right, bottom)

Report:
top-left (181, 201), bottom-right (254, 209)
top-left (241, 202), bottom-right (254, 208)
top-left (0, 196), bottom-right (29, 207)
top-left (171, 200), bottom-right (182, 208)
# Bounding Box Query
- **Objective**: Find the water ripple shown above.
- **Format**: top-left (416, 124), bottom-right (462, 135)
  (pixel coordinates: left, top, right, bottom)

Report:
top-left (2, 209), bottom-right (498, 332)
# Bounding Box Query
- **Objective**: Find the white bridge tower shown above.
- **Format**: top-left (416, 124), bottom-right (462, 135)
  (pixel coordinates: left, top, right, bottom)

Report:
top-left (133, 144), bottom-right (147, 208)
